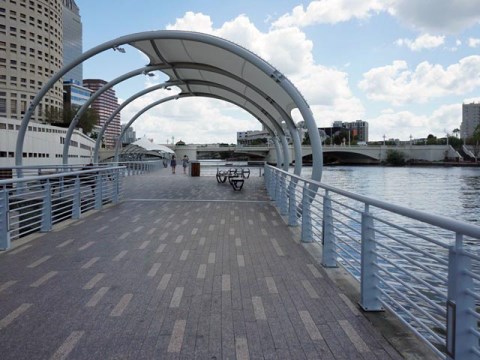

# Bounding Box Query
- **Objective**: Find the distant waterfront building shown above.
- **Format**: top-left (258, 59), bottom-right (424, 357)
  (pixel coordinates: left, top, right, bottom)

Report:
top-left (460, 102), bottom-right (480, 139)
top-left (121, 124), bottom-right (136, 145)
top-left (62, 0), bottom-right (82, 83)
top-left (344, 120), bottom-right (369, 142)
top-left (82, 79), bottom-right (121, 148)
top-left (0, 0), bottom-right (64, 122)
top-left (237, 130), bottom-right (270, 146)
top-left (63, 80), bottom-right (91, 109)
top-left (322, 120), bottom-right (369, 143)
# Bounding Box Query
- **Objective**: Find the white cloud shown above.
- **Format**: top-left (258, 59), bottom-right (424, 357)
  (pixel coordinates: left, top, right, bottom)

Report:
top-left (272, 0), bottom-right (389, 28)
top-left (271, 0), bottom-right (480, 33)
top-left (468, 37), bottom-right (480, 47)
top-left (358, 56), bottom-right (480, 105)
top-left (368, 103), bottom-right (461, 140)
top-left (395, 34), bottom-right (445, 51)
top-left (166, 12), bottom-right (214, 33)
top-left (133, 12), bottom-right (364, 143)
top-left (121, 86), bottom-right (260, 144)
top-left (390, 0), bottom-right (480, 33)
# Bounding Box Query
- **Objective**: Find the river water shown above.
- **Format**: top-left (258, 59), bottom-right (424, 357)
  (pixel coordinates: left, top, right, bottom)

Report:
top-left (311, 165), bottom-right (480, 226)
top-left (202, 162), bottom-right (480, 226)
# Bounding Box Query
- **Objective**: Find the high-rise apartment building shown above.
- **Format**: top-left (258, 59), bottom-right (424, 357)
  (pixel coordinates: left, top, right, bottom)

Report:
top-left (121, 124), bottom-right (136, 145)
top-left (82, 79), bottom-right (121, 149)
top-left (329, 120), bottom-right (369, 143)
top-left (62, 0), bottom-right (81, 83)
top-left (0, 0), bottom-right (64, 122)
top-left (344, 120), bottom-right (369, 142)
top-left (460, 102), bottom-right (480, 139)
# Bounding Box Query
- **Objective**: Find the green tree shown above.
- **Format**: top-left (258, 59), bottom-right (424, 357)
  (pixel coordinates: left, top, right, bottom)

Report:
top-left (447, 136), bottom-right (463, 149)
top-left (63, 107), bottom-right (99, 134)
top-left (43, 106), bottom-right (63, 124)
top-left (467, 124), bottom-right (480, 157)
top-left (453, 128), bottom-right (460, 138)
top-left (385, 149), bottom-right (405, 166)
top-left (426, 134), bottom-right (438, 145)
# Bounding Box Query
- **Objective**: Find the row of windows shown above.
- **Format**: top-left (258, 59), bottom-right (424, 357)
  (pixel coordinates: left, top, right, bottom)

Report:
top-left (0, 151), bottom-right (49, 158)
top-left (0, 121), bottom-right (68, 134)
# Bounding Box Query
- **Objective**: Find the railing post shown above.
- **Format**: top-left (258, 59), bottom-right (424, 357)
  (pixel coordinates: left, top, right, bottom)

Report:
top-left (41, 180), bottom-right (52, 232)
top-left (0, 189), bottom-right (10, 250)
top-left (301, 185), bottom-right (313, 243)
top-left (94, 172), bottom-right (103, 210)
top-left (322, 192), bottom-right (337, 267)
top-left (360, 205), bottom-right (383, 311)
top-left (270, 169), bottom-right (277, 201)
top-left (279, 174), bottom-right (288, 215)
top-left (288, 180), bottom-right (297, 226)
top-left (72, 177), bottom-right (81, 219)
top-left (446, 235), bottom-right (476, 360)
top-left (112, 171), bottom-right (120, 204)
top-left (275, 170), bottom-right (281, 203)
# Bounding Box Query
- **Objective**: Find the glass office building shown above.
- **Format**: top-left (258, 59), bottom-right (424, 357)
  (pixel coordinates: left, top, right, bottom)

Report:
top-left (62, 0), bottom-right (82, 83)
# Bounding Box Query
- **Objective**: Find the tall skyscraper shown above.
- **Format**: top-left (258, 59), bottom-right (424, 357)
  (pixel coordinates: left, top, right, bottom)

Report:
top-left (460, 102), bottom-right (480, 139)
top-left (83, 79), bottom-right (121, 149)
top-left (0, 0), bottom-right (64, 122)
top-left (62, 0), bottom-right (82, 83)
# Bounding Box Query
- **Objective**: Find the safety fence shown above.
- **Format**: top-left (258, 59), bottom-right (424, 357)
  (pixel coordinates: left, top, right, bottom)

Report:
top-left (264, 165), bottom-right (480, 360)
top-left (0, 161), bottom-right (162, 251)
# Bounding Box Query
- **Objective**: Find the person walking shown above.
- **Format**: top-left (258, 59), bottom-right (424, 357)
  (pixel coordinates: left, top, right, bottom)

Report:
top-left (170, 155), bottom-right (177, 174)
top-left (182, 155), bottom-right (189, 174)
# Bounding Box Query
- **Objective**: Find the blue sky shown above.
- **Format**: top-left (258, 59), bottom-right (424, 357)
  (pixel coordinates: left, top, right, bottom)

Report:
top-left (76, 0), bottom-right (480, 144)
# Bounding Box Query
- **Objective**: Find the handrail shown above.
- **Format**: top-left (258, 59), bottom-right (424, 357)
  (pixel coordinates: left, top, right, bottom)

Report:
top-left (264, 164), bottom-right (480, 359)
top-left (267, 165), bottom-right (480, 239)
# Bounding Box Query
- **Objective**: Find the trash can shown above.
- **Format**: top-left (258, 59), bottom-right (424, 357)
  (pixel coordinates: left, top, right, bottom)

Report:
top-left (190, 161), bottom-right (200, 177)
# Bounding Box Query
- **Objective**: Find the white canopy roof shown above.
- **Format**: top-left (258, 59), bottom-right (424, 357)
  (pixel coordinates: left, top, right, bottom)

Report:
top-left (132, 137), bottom-right (175, 153)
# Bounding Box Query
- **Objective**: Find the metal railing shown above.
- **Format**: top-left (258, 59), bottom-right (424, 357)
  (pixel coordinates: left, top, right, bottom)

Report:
top-left (264, 165), bottom-right (480, 360)
top-left (0, 166), bottom-right (126, 250)
top-left (0, 161), bottom-right (163, 250)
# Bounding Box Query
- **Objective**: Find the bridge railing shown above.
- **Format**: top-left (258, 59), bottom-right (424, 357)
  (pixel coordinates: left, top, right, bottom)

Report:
top-left (264, 164), bottom-right (480, 360)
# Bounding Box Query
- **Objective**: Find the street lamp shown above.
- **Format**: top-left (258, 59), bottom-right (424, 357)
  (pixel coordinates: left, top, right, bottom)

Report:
top-left (383, 134), bottom-right (386, 146)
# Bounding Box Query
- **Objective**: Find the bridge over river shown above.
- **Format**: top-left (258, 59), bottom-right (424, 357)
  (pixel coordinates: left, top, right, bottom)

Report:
top-left (101, 144), bottom-right (460, 165)
top-left (0, 166), bottom-right (436, 359)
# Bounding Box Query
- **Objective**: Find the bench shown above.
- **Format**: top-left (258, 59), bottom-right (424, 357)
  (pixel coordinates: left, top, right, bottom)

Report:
top-left (216, 168), bottom-right (250, 191)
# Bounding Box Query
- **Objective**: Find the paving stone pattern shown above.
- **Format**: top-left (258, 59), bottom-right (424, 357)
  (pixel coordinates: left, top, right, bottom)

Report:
top-left (0, 169), bottom-right (403, 359)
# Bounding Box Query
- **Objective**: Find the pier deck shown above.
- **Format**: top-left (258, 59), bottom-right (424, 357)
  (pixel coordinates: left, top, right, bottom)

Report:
top-left (0, 169), bottom-right (406, 359)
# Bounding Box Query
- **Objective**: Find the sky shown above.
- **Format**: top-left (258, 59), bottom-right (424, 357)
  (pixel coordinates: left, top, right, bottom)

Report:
top-left (76, 0), bottom-right (480, 145)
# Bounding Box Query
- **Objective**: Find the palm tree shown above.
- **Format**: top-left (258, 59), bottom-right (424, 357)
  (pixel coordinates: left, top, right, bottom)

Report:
top-left (453, 128), bottom-right (460, 138)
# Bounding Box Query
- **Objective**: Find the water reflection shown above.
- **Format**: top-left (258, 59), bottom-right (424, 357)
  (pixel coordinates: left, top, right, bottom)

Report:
top-left (316, 166), bottom-right (480, 226)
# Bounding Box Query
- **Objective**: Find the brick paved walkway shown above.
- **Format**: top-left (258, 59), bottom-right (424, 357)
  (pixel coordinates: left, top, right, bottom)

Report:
top-left (0, 169), bottom-right (404, 359)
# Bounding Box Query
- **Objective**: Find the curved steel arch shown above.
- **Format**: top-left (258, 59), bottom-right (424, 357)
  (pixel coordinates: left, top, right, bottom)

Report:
top-left (62, 65), bottom-right (165, 164)
top-left (16, 30), bottom-right (323, 180)
top-left (176, 79), bottom-right (293, 170)
top-left (113, 93), bottom-right (288, 166)
top-left (93, 79), bottom-right (291, 167)
top-left (92, 81), bottom-right (180, 163)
